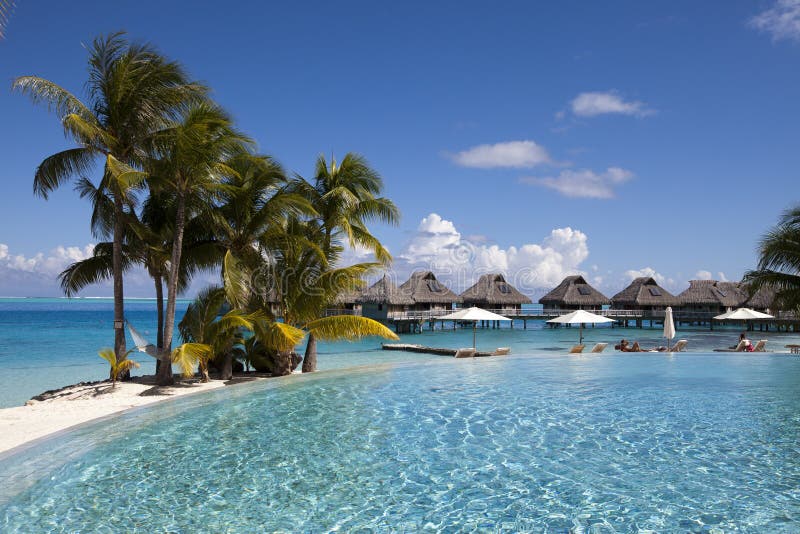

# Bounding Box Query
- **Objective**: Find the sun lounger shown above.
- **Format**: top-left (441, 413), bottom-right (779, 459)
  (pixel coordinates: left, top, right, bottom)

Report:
top-left (590, 343), bottom-right (608, 353)
top-left (492, 347), bottom-right (511, 356)
top-left (714, 340), bottom-right (748, 352)
top-left (454, 348), bottom-right (477, 358)
top-left (752, 340), bottom-right (768, 352)
top-left (670, 339), bottom-right (688, 352)
top-left (569, 344), bottom-right (585, 354)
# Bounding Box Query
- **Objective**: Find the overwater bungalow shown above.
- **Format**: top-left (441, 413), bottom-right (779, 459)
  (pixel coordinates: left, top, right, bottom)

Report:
top-left (676, 280), bottom-right (747, 314)
top-left (745, 284), bottom-right (778, 314)
top-left (611, 276), bottom-right (678, 311)
top-left (398, 271), bottom-right (462, 312)
top-left (539, 275), bottom-right (610, 311)
top-left (328, 288), bottom-right (362, 315)
top-left (460, 273), bottom-right (531, 312)
top-left (356, 274), bottom-right (414, 322)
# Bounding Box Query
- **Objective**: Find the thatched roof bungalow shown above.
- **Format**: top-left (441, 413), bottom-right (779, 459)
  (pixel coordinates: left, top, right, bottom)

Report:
top-left (676, 280), bottom-right (747, 313)
top-left (539, 275), bottom-right (610, 311)
top-left (356, 274), bottom-right (413, 321)
top-left (744, 284), bottom-right (778, 313)
top-left (398, 271), bottom-right (462, 311)
top-left (611, 277), bottom-right (678, 310)
top-left (460, 274), bottom-right (532, 311)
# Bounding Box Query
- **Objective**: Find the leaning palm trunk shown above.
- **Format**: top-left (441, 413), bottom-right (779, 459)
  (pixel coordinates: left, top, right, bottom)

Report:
top-left (112, 197), bottom-right (128, 380)
top-left (154, 272), bottom-right (165, 374)
top-left (158, 193), bottom-right (187, 386)
top-left (302, 333), bottom-right (318, 373)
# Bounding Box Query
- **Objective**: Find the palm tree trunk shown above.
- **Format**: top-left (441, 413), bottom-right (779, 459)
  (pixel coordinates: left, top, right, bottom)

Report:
top-left (220, 352), bottom-right (233, 380)
top-left (273, 350), bottom-right (293, 376)
top-left (113, 196), bottom-right (128, 381)
top-left (154, 273), bottom-right (164, 375)
top-left (157, 192), bottom-right (186, 386)
top-left (302, 333), bottom-right (317, 372)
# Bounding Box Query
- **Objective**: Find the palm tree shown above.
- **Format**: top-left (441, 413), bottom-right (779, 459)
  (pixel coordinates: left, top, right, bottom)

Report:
top-left (98, 348), bottom-right (140, 388)
top-left (174, 286), bottom-right (253, 382)
top-left (13, 32), bottom-right (205, 367)
top-left (743, 206), bottom-right (800, 311)
top-left (148, 102), bottom-right (252, 385)
top-left (293, 153), bottom-right (400, 372)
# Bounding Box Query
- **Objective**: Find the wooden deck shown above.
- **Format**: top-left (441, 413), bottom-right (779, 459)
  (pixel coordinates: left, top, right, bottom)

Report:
top-left (325, 307), bottom-right (800, 334)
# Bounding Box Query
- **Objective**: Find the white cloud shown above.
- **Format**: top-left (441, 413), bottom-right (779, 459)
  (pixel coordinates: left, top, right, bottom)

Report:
top-left (448, 140), bottom-right (552, 169)
top-left (695, 270), bottom-right (713, 280)
top-left (519, 167), bottom-right (633, 199)
top-left (718, 271), bottom-right (728, 282)
top-left (750, 0), bottom-right (800, 42)
top-left (0, 243), bottom-right (95, 276)
top-left (623, 266), bottom-right (676, 291)
top-left (570, 91), bottom-right (653, 117)
top-left (397, 213), bottom-right (589, 293)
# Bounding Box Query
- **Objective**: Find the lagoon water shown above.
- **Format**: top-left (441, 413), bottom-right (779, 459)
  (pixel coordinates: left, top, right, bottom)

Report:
top-left (2, 297), bottom-right (800, 407)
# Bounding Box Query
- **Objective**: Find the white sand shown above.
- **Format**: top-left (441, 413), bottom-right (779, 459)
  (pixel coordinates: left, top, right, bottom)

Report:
top-left (0, 375), bottom-right (271, 455)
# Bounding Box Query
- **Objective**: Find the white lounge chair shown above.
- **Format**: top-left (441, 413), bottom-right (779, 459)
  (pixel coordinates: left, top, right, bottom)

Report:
top-left (493, 347), bottom-right (511, 356)
top-left (714, 340), bottom-right (748, 352)
top-left (590, 343), bottom-right (608, 353)
top-left (569, 344), bottom-right (585, 354)
top-left (752, 340), bottom-right (768, 352)
top-left (670, 339), bottom-right (688, 352)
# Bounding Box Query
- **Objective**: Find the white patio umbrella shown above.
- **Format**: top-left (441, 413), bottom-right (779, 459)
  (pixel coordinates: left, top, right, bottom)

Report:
top-left (546, 309), bottom-right (614, 345)
top-left (714, 307), bottom-right (773, 333)
top-left (439, 307), bottom-right (511, 348)
top-left (663, 306), bottom-right (676, 351)
top-left (713, 308), bottom-right (774, 321)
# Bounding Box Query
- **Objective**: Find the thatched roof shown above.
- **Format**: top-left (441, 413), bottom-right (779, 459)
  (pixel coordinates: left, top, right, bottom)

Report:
top-left (356, 275), bottom-right (414, 305)
top-left (611, 277), bottom-right (678, 307)
top-left (460, 274), bottom-right (532, 306)
top-left (332, 287), bottom-right (362, 306)
top-left (744, 284), bottom-right (778, 310)
top-left (398, 271), bottom-right (462, 304)
top-left (676, 280), bottom-right (747, 308)
top-left (539, 275), bottom-right (610, 307)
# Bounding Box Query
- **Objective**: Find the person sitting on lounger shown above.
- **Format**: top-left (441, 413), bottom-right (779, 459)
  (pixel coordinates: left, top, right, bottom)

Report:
top-left (732, 333), bottom-right (753, 351)
top-left (616, 339), bottom-right (632, 351)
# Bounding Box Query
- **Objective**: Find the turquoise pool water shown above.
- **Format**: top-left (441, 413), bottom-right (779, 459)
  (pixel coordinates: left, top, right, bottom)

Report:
top-left (2, 353), bottom-right (799, 531)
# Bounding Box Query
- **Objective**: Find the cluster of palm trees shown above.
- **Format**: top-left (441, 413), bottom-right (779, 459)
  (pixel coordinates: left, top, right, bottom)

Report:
top-left (14, 32), bottom-right (399, 386)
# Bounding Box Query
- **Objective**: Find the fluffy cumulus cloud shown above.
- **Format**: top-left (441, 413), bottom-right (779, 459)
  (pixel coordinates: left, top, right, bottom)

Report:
top-left (750, 0), bottom-right (800, 42)
top-left (519, 167), bottom-right (634, 199)
top-left (0, 243), bottom-right (96, 296)
top-left (623, 266), bottom-right (676, 291)
top-left (396, 213), bottom-right (589, 294)
top-left (448, 140), bottom-right (551, 169)
top-left (695, 270), bottom-right (713, 280)
top-left (570, 91), bottom-right (653, 118)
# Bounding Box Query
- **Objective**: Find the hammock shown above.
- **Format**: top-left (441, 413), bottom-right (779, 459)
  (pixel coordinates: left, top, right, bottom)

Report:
top-left (127, 321), bottom-right (170, 361)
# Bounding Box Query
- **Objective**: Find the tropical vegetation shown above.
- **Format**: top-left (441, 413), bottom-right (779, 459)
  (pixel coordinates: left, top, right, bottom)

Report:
top-left (744, 205), bottom-right (800, 312)
top-left (98, 348), bottom-right (140, 388)
top-left (15, 32), bottom-right (399, 386)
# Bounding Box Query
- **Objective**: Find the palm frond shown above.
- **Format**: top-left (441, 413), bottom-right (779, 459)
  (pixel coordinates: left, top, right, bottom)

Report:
top-left (33, 148), bottom-right (97, 199)
top-left (253, 319), bottom-right (305, 352)
top-left (11, 76), bottom-right (94, 120)
top-left (305, 315), bottom-right (398, 342)
top-left (222, 250), bottom-right (251, 310)
top-left (171, 342), bottom-right (213, 378)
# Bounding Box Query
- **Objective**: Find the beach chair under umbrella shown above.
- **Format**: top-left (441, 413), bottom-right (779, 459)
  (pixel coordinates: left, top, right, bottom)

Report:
top-left (546, 309), bottom-right (614, 345)
top-left (438, 307), bottom-right (511, 349)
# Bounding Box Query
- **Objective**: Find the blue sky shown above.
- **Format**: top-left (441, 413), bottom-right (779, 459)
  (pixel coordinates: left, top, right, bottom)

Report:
top-left (1, 0), bottom-right (799, 297)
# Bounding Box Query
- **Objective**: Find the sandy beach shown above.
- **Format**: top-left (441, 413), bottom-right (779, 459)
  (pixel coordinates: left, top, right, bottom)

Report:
top-left (0, 374), bottom-right (272, 455)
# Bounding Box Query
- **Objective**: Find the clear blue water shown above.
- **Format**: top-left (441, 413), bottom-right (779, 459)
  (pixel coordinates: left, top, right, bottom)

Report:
top-left (3, 298), bottom-right (800, 408)
top-left (2, 354), bottom-right (800, 531)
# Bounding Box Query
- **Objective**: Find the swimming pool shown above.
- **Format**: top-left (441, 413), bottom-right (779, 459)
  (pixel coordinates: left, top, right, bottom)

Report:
top-left (2, 353), bottom-right (799, 531)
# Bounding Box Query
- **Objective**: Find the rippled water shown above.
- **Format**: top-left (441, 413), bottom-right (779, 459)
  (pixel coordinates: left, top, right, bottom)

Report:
top-left (2, 353), bottom-right (800, 532)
